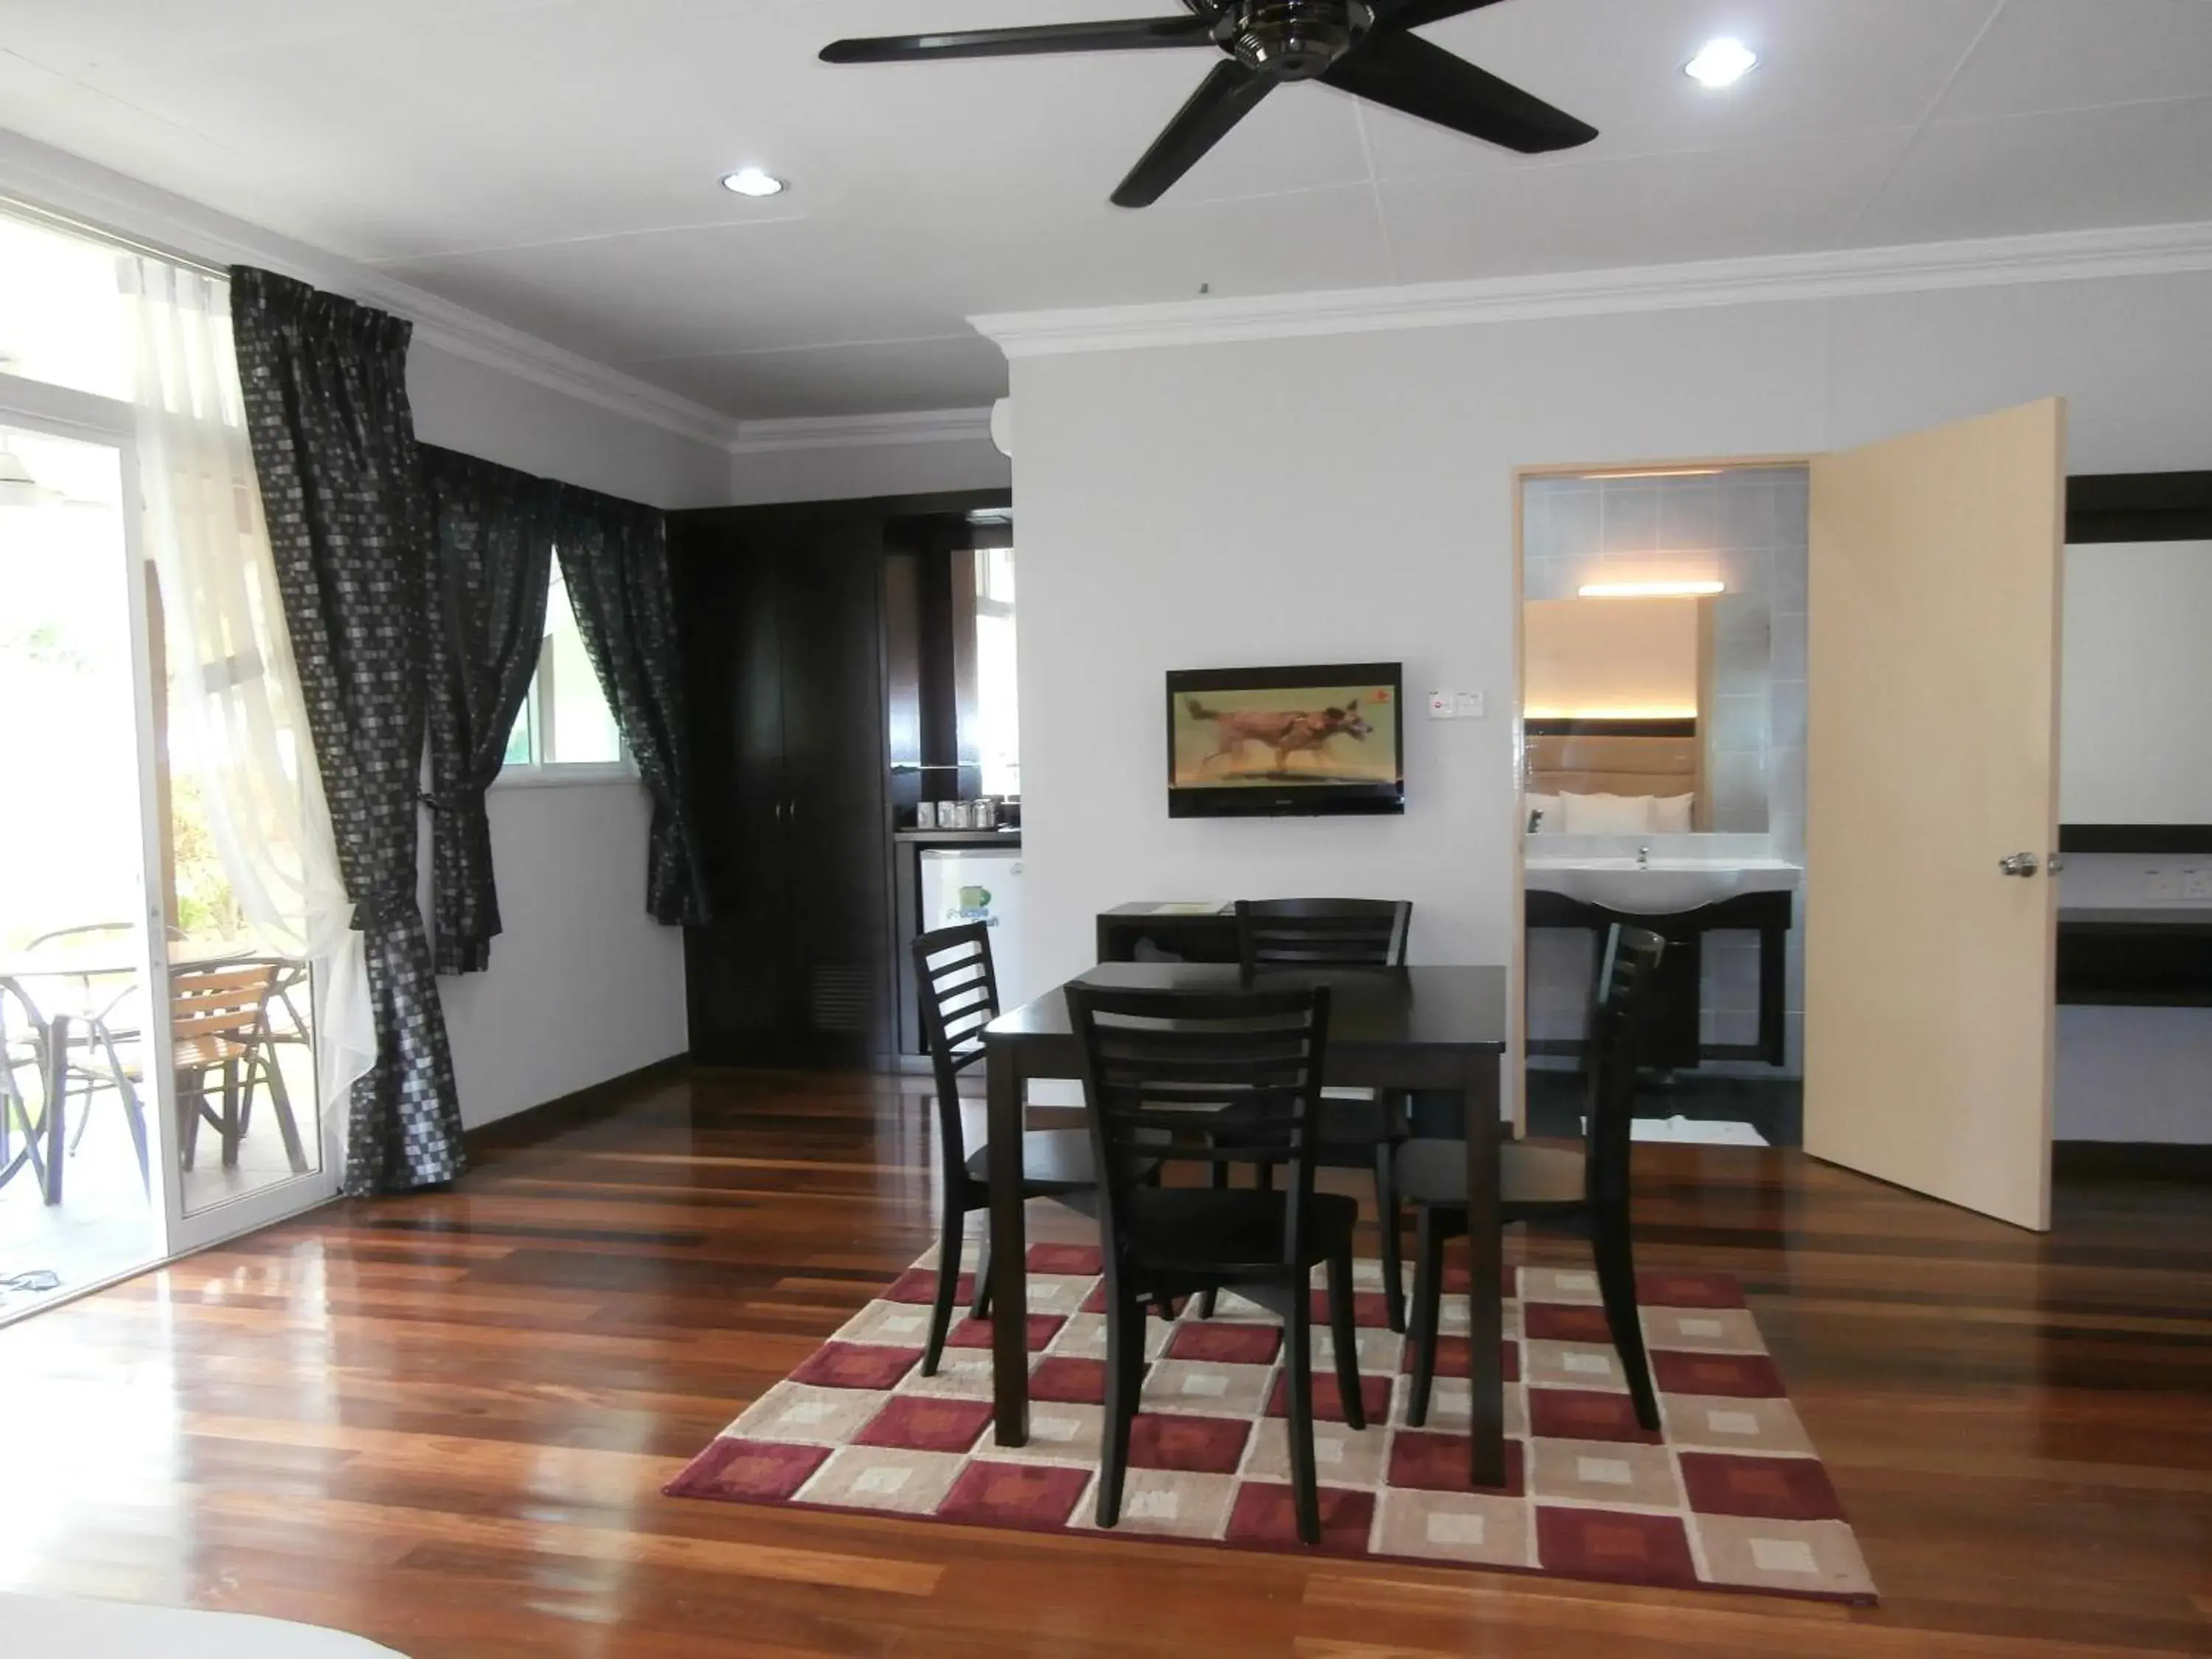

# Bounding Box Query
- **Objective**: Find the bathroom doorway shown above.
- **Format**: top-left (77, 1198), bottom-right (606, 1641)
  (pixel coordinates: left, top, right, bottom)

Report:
top-left (1515, 461), bottom-right (1809, 1149)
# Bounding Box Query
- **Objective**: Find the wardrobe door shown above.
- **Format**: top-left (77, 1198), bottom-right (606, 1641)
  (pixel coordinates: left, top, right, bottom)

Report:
top-left (776, 510), bottom-right (894, 1061)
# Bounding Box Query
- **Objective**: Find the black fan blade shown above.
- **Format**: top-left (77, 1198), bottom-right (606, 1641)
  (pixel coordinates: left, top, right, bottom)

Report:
top-left (1111, 60), bottom-right (1273, 207)
top-left (1324, 30), bottom-right (1596, 153)
top-left (822, 15), bottom-right (1217, 64)
top-left (1375, 0), bottom-right (1513, 29)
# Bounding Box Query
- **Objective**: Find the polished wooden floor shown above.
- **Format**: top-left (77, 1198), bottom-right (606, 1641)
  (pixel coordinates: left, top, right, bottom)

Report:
top-left (1, 1068), bottom-right (2206, 1658)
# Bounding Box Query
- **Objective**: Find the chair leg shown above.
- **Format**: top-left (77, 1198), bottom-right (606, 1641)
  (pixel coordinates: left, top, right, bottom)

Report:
top-left (1326, 1245), bottom-right (1366, 1432)
top-left (117, 1072), bottom-right (149, 1194)
top-left (1406, 1207), bottom-right (1447, 1429)
top-left (178, 1072), bottom-right (202, 1172)
top-left (219, 1059), bottom-right (242, 1168)
top-left (1284, 1269), bottom-right (1322, 1546)
top-left (924, 1208), bottom-right (965, 1378)
top-left (969, 1234), bottom-right (993, 1320)
top-left (1096, 1293), bottom-right (1139, 1529)
top-left (260, 1051), bottom-right (309, 1175)
top-left (1593, 1206), bottom-right (1660, 1433)
top-left (1374, 1141), bottom-right (1405, 1335)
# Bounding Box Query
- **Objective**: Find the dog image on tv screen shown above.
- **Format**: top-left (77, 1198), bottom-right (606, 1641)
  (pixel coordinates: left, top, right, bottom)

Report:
top-left (1172, 683), bottom-right (1399, 788)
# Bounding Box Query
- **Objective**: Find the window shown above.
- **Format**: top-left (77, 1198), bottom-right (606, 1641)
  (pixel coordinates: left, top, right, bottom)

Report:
top-left (502, 561), bottom-right (627, 775)
top-left (973, 546), bottom-right (1018, 798)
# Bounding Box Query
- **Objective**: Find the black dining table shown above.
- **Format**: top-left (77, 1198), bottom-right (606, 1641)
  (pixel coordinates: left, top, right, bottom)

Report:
top-left (982, 959), bottom-right (1513, 1488)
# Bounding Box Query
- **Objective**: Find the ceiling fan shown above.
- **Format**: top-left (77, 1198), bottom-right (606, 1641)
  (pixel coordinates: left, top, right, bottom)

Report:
top-left (820, 1), bottom-right (1597, 208)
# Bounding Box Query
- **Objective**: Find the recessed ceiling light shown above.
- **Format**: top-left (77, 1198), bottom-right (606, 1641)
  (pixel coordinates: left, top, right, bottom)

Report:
top-left (1685, 38), bottom-right (1758, 89)
top-left (720, 167), bottom-right (787, 198)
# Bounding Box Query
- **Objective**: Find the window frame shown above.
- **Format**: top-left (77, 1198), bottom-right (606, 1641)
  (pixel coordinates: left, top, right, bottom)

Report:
top-left (493, 563), bottom-right (636, 789)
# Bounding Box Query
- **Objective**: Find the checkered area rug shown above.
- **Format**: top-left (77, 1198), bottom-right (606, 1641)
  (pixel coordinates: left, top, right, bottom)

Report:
top-left (667, 1243), bottom-right (1875, 1603)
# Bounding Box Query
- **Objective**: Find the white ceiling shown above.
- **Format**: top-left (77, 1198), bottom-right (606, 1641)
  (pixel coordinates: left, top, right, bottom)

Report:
top-left (4, 0), bottom-right (2211, 420)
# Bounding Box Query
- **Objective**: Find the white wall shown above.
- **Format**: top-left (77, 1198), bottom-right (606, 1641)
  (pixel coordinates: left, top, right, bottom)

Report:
top-left (726, 434), bottom-right (1009, 505)
top-left (2059, 540), bottom-right (2212, 826)
top-left (1008, 264), bottom-right (2212, 1138)
top-left (409, 343), bottom-right (728, 511)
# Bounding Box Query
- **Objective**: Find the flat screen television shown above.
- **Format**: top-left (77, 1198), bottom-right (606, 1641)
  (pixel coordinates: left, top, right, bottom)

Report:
top-left (1166, 662), bottom-right (1405, 818)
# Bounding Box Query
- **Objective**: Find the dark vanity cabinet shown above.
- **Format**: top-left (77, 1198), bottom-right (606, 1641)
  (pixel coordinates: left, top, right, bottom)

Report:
top-left (668, 490), bottom-right (1010, 1068)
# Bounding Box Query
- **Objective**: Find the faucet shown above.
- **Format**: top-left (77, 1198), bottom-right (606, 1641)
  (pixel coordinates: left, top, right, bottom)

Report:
top-left (1638, 845), bottom-right (1651, 869)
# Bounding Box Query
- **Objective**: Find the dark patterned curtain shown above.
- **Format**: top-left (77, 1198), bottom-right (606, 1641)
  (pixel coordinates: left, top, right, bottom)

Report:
top-left (229, 265), bottom-right (465, 1196)
top-left (420, 447), bottom-right (558, 975)
top-left (554, 487), bottom-right (712, 925)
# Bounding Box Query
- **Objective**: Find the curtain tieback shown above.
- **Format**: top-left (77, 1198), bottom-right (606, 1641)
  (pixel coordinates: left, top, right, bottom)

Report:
top-left (420, 785), bottom-right (490, 814)
top-left (351, 888), bottom-right (418, 931)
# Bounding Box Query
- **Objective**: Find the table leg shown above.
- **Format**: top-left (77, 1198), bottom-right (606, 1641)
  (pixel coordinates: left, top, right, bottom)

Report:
top-left (985, 1036), bottom-right (1029, 1447)
top-left (42, 1014), bottom-right (69, 1206)
top-left (1461, 1047), bottom-right (1505, 1487)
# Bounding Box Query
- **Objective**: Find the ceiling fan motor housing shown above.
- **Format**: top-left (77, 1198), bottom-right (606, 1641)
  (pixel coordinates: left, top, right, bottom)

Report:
top-left (1223, 0), bottom-right (1373, 80)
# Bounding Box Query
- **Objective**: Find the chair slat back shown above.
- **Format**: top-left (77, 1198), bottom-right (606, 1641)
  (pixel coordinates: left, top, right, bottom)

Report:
top-left (1237, 898), bottom-right (1411, 971)
top-left (169, 964), bottom-right (279, 1051)
top-left (1067, 982), bottom-right (1332, 1269)
top-left (912, 922), bottom-right (1002, 1178)
top-left (1582, 925), bottom-right (1668, 1206)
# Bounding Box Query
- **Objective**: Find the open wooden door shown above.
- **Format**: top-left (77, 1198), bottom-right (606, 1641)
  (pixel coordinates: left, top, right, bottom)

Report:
top-left (1804, 399), bottom-right (2065, 1231)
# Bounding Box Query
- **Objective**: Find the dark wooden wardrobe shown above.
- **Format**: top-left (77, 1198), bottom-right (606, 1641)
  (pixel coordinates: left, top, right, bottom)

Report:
top-left (668, 490), bottom-right (1009, 1067)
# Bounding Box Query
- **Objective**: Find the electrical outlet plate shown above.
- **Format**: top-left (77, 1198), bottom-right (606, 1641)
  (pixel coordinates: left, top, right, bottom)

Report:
top-left (2146, 869), bottom-right (2179, 901)
top-left (1427, 691), bottom-right (1452, 719)
top-left (1427, 689), bottom-right (1486, 720)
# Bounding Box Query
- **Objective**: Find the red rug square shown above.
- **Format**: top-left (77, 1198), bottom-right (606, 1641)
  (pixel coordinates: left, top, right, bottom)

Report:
top-left (1523, 1302), bottom-right (1613, 1343)
top-left (1306, 1288), bottom-right (1392, 1329)
top-left (1225, 1483), bottom-right (1375, 1554)
top-left (1129, 1412), bottom-right (1250, 1474)
top-left (1528, 1388), bottom-right (1662, 1444)
top-left (664, 1439), bottom-right (827, 1502)
top-left (1652, 1351), bottom-right (1787, 1398)
top-left (945, 1313), bottom-right (1065, 1352)
top-left (1536, 1506), bottom-right (1700, 1587)
top-left (937, 1462), bottom-right (1090, 1531)
top-left (1166, 1322), bottom-right (1284, 1365)
top-left (883, 1266), bottom-right (970, 1306)
top-left (1026, 1243), bottom-right (1102, 1276)
top-left (855, 1395), bottom-right (994, 1454)
top-left (1264, 1371), bottom-right (1393, 1425)
top-left (1029, 1355), bottom-right (1110, 1405)
top-left (1404, 1336), bottom-right (1519, 1383)
top-left (1388, 1431), bottom-right (1526, 1495)
top-left (1637, 1271), bottom-right (1747, 1310)
top-left (790, 1343), bottom-right (919, 1391)
top-left (1680, 1452), bottom-right (1846, 1520)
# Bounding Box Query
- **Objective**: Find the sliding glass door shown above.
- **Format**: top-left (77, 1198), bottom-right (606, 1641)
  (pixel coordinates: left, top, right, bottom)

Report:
top-left (0, 383), bottom-right (331, 1322)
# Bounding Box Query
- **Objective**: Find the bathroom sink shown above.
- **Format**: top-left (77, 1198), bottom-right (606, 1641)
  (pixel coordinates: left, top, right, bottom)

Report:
top-left (1526, 858), bottom-right (1799, 916)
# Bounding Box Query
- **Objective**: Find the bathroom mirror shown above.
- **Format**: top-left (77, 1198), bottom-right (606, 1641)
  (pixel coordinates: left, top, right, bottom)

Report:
top-left (1520, 465), bottom-right (1809, 845)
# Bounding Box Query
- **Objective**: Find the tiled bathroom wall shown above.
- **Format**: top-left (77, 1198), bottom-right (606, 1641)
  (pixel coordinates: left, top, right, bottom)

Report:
top-left (1522, 465), bottom-right (1809, 1077)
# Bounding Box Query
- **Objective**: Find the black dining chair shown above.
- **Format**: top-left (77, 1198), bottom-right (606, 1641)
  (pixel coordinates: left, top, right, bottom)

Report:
top-left (1209, 897), bottom-right (1415, 1332)
top-left (1067, 979), bottom-right (1366, 1547)
top-left (1397, 924), bottom-right (1669, 1432)
top-left (911, 922), bottom-right (1133, 1379)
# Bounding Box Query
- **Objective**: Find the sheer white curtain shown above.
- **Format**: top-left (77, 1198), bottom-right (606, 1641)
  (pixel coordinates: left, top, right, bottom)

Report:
top-left (119, 256), bottom-right (375, 1119)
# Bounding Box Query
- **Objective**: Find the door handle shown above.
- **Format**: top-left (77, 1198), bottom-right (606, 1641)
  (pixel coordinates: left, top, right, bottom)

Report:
top-left (1998, 852), bottom-right (2040, 877)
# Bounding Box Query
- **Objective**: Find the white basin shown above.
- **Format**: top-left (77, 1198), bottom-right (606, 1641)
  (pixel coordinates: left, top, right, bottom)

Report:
top-left (1526, 858), bottom-right (1799, 916)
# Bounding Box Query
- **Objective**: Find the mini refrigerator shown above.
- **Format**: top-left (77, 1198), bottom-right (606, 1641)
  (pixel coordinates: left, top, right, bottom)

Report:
top-left (920, 846), bottom-right (1026, 1006)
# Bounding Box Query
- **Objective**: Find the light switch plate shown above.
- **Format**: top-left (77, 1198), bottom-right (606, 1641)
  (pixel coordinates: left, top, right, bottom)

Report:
top-left (2146, 868), bottom-right (2179, 901)
top-left (1427, 689), bottom-right (1485, 720)
top-left (2183, 869), bottom-right (2212, 902)
top-left (1454, 691), bottom-right (1486, 719)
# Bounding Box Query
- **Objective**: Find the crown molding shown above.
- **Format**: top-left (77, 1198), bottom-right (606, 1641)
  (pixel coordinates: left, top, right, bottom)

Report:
top-left (970, 220), bottom-right (2212, 358)
top-left (728, 406), bottom-right (996, 456)
top-left (0, 127), bottom-right (740, 450)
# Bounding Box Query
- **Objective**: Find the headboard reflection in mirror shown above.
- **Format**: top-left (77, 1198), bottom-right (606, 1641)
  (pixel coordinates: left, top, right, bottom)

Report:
top-left (1520, 465), bottom-right (1809, 844)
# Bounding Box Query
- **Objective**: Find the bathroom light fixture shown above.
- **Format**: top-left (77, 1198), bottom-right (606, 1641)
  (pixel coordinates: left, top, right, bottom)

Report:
top-left (1579, 467), bottom-right (1725, 481)
top-left (720, 167), bottom-right (787, 198)
top-left (1685, 38), bottom-right (1758, 88)
top-left (1526, 706), bottom-right (1699, 721)
top-left (1578, 580), bottom-right (1725, 599)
